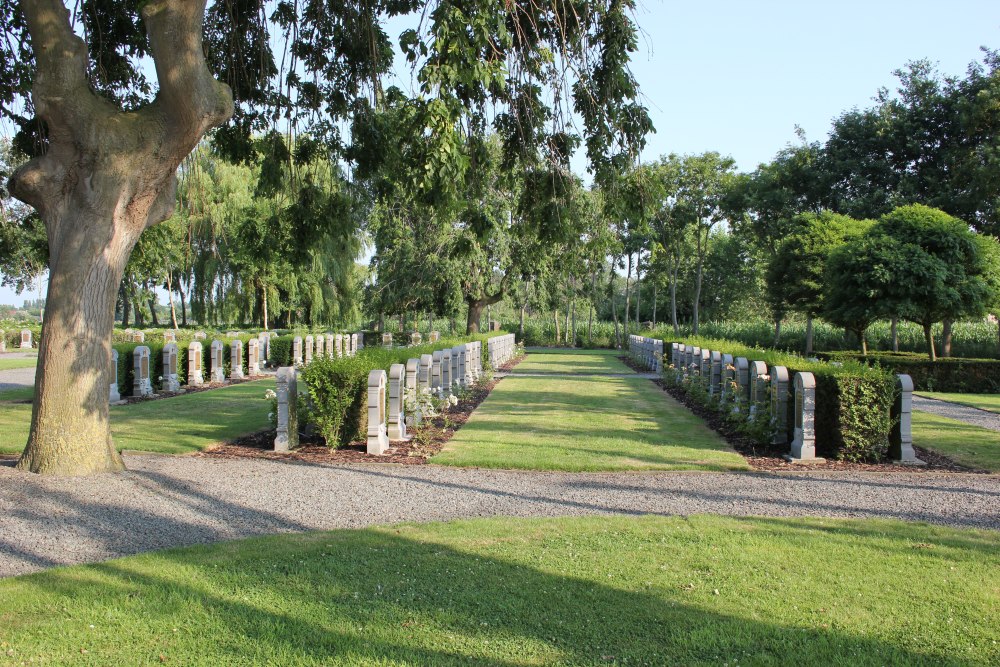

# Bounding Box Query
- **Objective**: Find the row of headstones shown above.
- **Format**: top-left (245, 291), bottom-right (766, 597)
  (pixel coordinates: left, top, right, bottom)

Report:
top-left (665, 342), bottom-right (922, 465)
top-left (627, 335), bottom-right (664, 372)
top-left (110, 338), bottom-right (271, 402)
top-left (380, 331), bottom-right (441, 348)
top-left (0, 329), bottom-right (35, 351)
top-left (487, 334), bottom-right (516, 370)
top-left (292, 332), bottom-right (365, 365)
top-left (275, 341), bottom-right (484, 454)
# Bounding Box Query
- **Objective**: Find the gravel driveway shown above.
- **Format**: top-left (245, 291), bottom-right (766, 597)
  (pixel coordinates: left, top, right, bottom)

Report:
top-left (913, 395), bottom-right (1000, 432)
top-left (1, 454), bottom-right (997, 578)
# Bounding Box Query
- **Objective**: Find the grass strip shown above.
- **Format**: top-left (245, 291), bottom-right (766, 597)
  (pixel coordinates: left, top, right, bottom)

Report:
top-left (912, 410), bottom-right (1000, 472)
top-left (0, 378), bottom-right (275, 455)
top-left (1, 515), bottom-right (997, 666)
top-left (433, 372), bottom-right (748, 472)
top-left (513, 349), bottom-right (634, 375)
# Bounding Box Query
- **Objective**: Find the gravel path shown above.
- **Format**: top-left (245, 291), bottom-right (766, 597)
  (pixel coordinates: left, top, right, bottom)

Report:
top-left (0, 366), bottom-right (36, 391)
top-left (1, 454), bottom-right (997, 578)
top-left (913, 395), bottom-right (1000, 432)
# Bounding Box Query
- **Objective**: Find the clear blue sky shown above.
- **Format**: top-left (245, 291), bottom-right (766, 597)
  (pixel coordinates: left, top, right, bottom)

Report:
top-left (2, 0), bottom-right (997, 307)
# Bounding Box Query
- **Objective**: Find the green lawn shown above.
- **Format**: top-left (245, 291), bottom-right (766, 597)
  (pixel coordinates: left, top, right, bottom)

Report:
top-left (912, 410), bottom-right (1000, 472)
top-left (0, 386), bottom-right (33, 402)
top-left (917, 392), bottom-right (1000, 415)
top-left (0, 356), bottom-right (36, 371)
top-left (514, 348), bottom-right (633, 374)
top-left (433, 373), bottom-right (748, 471)
top-left (0, 378), bottom-right (275, 455)
top-left (2, 515), bottom-right (997, 665)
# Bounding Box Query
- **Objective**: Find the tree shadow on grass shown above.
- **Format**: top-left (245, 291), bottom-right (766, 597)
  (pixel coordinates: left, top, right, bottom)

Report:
top-left (7, 518), bottom-right (985, 666)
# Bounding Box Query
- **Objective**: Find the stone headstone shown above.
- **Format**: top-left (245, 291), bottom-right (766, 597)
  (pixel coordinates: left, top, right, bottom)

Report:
top-left (133, 331), bottom-right (145, 343)
top-left (769, 365), bottom-right (790, 445)
top-left (315, 334), bottom-right (325, 358)
top-left (293, 336), bottom-right (303, 366)
top-left (387, 364), bottom-right (409, 440)
top-left (431, 351), bottom-right (443, 390)
top-left (441, 349), bottom-right (452, 389)
top-left (162, 343), bottom-right (180, 392)
top-left (325, 334), bottom-right (335, 358)
top-left (248, 338), bottom-right (261, 376)
top-left (451, 346), bottom-right (461, 387)
top-left (355, 332), bottom-right (365, 351)
top-left (274, 367), bottom-right (299, 452)
top-left (406, 358), bottom-right (421, 427)
top-left (305, 335), bottom-right (314, 365)
top-left (20, 329), bottom-right (31, 349)
top-left (188, 341), bottom-right (204, 386)
top-left (109, 349), bottom-right (121, 403)
top-left (193, 331), bottom-right (207, 340)
top-left (410, 332), bottom-right (423, 346)
top-left (890, 374), bottom-right (925, 465)
top-left (163, 330), bottom-right (176, 344)
top-left (786, 371), bottom-right (821, 463)
top-left (367, 369), bottom-right (389, 455)
top-left (733, 357), bottom-right (749, 414)
top-left (258, 332), bottom-right (269, 363)
top-left (230, 339), bottom-right (245, 380)
top-left (210, 340), bottom-right (226, 383)
top-left (133, 346), bottom-right (153, 397)
top-left (709, 351), bottom-right (723, 396)
top-left (748, 361), bottom-right (768, 420)
top-left (429, 331), bottom-right (440, 343)
top-left (335, 333), bottom-right (344, 358)
top-left (350, 333), bottom-right (359, 356)
top-left (382, 332), bottom-right (393, 349)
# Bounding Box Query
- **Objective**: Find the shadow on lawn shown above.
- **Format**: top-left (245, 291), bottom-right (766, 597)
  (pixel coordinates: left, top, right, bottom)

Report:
top-left (11, 519), bottom-right (983, 665)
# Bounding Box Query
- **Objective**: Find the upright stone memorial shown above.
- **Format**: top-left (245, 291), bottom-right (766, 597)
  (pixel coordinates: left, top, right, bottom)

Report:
top-left (210, 340), bottom-right (226, 383)
top-left (325, 334), bottom-right (335, 358)
top-left (163, 330), bottom-right (176, 344)
top-left (335, 333), bottom-right (344, 358)
top-left (193, 331), bottom-right (207, 340)
top-left (382, 332), bottom-right (393, 349)
top-left (429, 331), bottom-right (440, 343)
top-left (20, 329), bottom-right (31, 349)
top-left (431, 351), bottom-right (443, 390)
top-left (109, 349), bottom-right (121, 403)
top-left (247, 338), bottom-right (261, 377)
top-left (451, 346), bottom-right (462, 387)
top-left (315, 334), bottom-right (325, 358)
top-left (786, 371), bottom-right (821, 463)
top-left (350, 333), bottom-right (359, 356)
top-left (890, 374), bottom-right (925, 465)
top-left (355, 332), bottom-right (365, 351)
top-left (769, 365), bottom-right (790, 445)
top-left (387, 364), bottom-right (408, 440)
top-left (230, 340), bottom-right (245, 380)
top-left (670, 343), bottom-right (680, 370)
top-left (257, 333), bottom-right (268, 365)
top-left (709, 351), bottom-right (722, 396)
top-left (133, 331), bottom-right (145, 343)
top-left (367, 369), bottom-right (389, 455)
top-left (293, 336), bottom-right (303, 366)
top-left (733, 357), bottom-right (749, 414)
top-left (410, 332), bottom-right (422, 346)
top-left (405, 358), bottom-right (421, 426)
top-left (720, 353), bottom-right (735, 403)
top-left (653, 340), bottom-right (664, 372)
top-left (748, 361), bottom-right (768, 419)
top-left (133, 346), bottom-right (153, 397)
top-left (0, 330), bottom-right (5, 353)
top-left (274, 367), bottom-right (298, 452)
top-left (441, 349), bottom-right (452, 389)
top-left (162, 344), bottom-right (180, 392)
top-left (305, 335), bottom-right (314, 365)
top-left (418, 354), bottom-right (433, 391)
top-left (188, 341), bottom-right (204, 386)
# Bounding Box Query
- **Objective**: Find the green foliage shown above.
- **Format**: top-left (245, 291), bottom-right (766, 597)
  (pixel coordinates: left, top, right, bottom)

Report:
top-left (820, 351), bottom-right (1000, 394)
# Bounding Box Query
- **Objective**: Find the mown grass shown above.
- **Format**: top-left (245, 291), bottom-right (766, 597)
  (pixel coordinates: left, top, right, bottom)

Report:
top-left (0, 356), bottom-right (36, 371)
top-left (1, 515), bottom-right (997, 666)
top-left (513, 348), bottom-right (633, 375)
top-left (433, 372), bottom-right (748, 472)
top-left (912, 411), bottom-right (1000, 472)
top-left (918, 392), bottom-right (1000, 415)
top-left (0, 378), bottom-right (275, 455)
top-left (0, 386), bottom-right (33, 402)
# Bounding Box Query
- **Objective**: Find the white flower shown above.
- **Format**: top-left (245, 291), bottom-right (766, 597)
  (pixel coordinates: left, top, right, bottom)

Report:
top-left (264, 389), bottom-right (277, 399)
top-left (448, 394), bottom-right (459, 406)
top-left (268, 412), bottom-right (274, 420)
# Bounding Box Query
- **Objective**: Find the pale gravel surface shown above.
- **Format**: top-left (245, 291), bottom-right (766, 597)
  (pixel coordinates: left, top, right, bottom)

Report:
top-left (913, 395), bottom-right (1000, 432)
top-left (1, 454), bottom-right (997, 578)
top-left (0, 366), bottom-right (36, 391)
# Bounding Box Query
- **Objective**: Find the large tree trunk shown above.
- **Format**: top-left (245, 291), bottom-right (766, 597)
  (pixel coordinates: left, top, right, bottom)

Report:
top-left (609, 265), bottom-right (621, 348)
top-left (670, 263), bottom-right (679, 335)
top-left (570, 301), bottom-right (576, 348)
top-left (166, 271), bottom-right (178, 330)
top-left (923, 322), bottom-right (937, 362)
top-left (563, 301), bottom-right (571, 345)
top-left (262, 283), bottom-right (269, 330)
top-left (119, 284), bottom-right (131, 328)
top-left (519, 301), bottom-right (526, 337)
top-left (466, 294), bottom-right (502, 334)
top-left (634, 262), bottom-right (641, 325)
top-left (652, 284), bottom-right (657, 329)
top-left (941, 319), bottom-right (953, 357)
top-left (773, 316), bottom-right (782, 347)
top-left (178, 279), bottom-right (187, 327)
top-left (553, 309), bottom-right (561, 345)
top-left (623, 253), bottom-right (632, 335)
top-left (9, 0), bottom-right (233, 475)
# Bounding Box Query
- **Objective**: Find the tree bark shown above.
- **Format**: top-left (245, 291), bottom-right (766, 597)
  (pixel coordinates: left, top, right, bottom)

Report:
top-left (942, 319), bottom-right (953, 357)
top-left (178, 278), bottom-right (187, 327)
top-left (120, 284), bottom-right (131, 328)
top-left (652, 284), bottom-right (657, 329)
top-left (166, 271), bottom-right (178, 330)
top-left (891, 317), bottom-right (899, 353)
top-left (9, 0), bottom-right (233, 475)
top-left (634, 260), bottom-right (641, 326)
top-left (609, 264), bottom-right (621, 348)
top-left (923, 322), bottom-right (937, 362)
top-left (466, 293), bottom-right (503, 334)
top-left (553, 309), bottom-right (561, 345)
top-left (693, 225), bottom-right (706, 335)
top-left (563, 301), bottom-right (570, 345)
top-left (519, 301), bottom-right (526, 337)
top-left (773, 317), bottom-right (782, 347)
top-left (570, 301), bottom-right (576, 348)
top-left (670, 263), bottom-right (679, 335)
top-left (623, 253), bottom-right (632, 335)
top-left (262, 283), bottom-right (269, 330)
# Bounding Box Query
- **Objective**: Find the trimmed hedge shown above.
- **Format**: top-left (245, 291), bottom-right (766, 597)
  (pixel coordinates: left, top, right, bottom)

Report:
top-left (298, 331), bottom-right (505, 447)
top-left (668, 336), bottom-right (896, 463)
top-left (816, 351), bottom-right (1000, 394)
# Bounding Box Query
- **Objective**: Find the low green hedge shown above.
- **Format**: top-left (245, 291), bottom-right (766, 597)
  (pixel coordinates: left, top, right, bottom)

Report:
top-left (816, 351), bottom-right (1000, 394)
top-left (669, 336), bottom-right (896, 462)
top-left (299, 331), bottom-right (505, 447)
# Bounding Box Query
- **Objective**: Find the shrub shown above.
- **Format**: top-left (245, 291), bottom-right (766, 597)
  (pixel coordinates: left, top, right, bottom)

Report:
top-left (817, 351), bottom-right (1000, 393)
top-left (668, 336), bottom-right (896, 462)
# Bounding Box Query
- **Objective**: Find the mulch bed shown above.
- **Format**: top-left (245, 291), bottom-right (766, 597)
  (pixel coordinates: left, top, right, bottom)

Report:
top-left (201, 354), bottom-right (526, 465)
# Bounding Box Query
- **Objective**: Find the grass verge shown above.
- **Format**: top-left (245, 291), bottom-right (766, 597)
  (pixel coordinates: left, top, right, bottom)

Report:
top-left (917, 392), bottom-right (1000, 415)
top-left (0, 357), bottom-right (36, 371)
top-left (0, 378), bottom-right (275, 455)
top-left (432, 373), bottom-right (748, 472)
top-left (1, 515), bottom-right (997, 666)
top-left (513, 348), bottom-right (633, 374)
top-left (912, 411), bottom-right (1000, 472)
